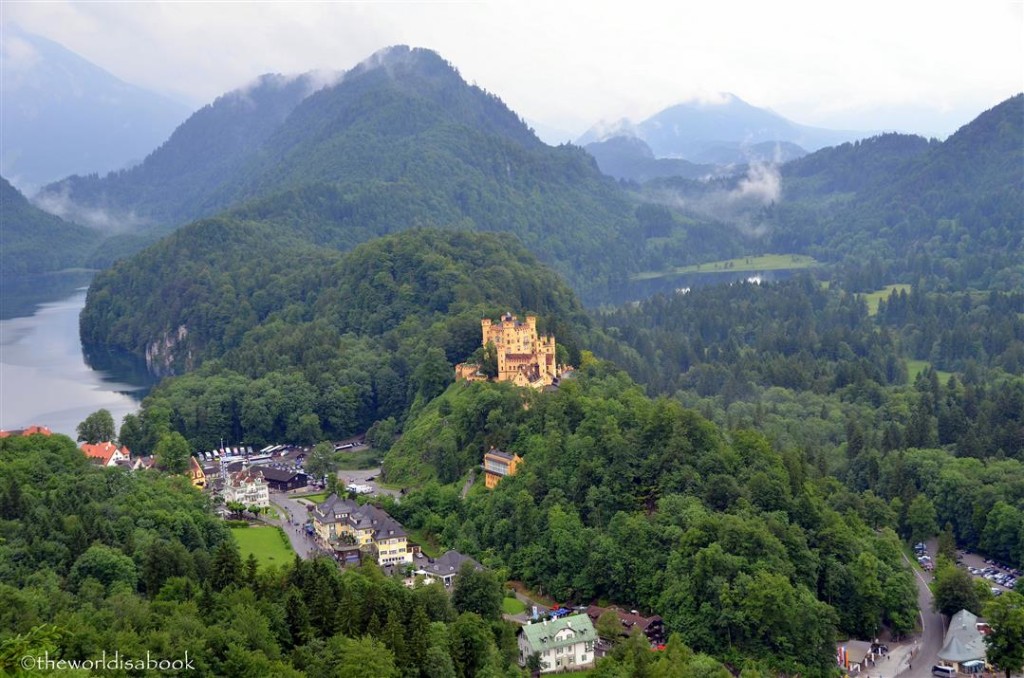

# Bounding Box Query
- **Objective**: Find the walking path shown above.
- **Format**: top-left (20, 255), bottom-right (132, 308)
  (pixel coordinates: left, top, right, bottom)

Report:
top-left (460, 470), bottom-right (476, 499)
top-left (266, 492), bottom-right (330, 560)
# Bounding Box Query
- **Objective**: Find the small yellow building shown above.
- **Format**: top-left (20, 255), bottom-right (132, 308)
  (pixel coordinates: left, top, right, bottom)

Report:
top-left (188, 456), bottom-right (206, 489)
top-left (483, 447), bottom-right (522, 489)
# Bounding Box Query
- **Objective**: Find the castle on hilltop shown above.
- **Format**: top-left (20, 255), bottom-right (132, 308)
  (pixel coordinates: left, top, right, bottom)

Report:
top-left (456, 312), bottom-right (561, 389)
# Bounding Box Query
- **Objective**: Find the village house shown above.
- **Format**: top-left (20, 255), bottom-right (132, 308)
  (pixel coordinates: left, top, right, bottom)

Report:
top-left (311, 494), bottom-right (412, 567)
top-left (221, 462), bottom-right (270, 509)
top-left (259, 466), bottom-right (309, 491)
top-left (483, 447), bottom-right (522, 489)
top-left (935, 609), bottom-right (990, 674)
top-left (80, 441), bottom-right (130, 467)
top-left (456, 312), bottom-right (562, 389)
top-left (519, 614), bottom-right (598, 674)
top-left (585, 605), bottom-right (665, 646)
top-left (410, 550), bottom-right (482, 588)
top-left (0, 425), bottom-right (52, 438)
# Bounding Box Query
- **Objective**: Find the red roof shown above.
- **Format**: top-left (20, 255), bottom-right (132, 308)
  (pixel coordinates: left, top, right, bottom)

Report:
top-left (1, 425), bottom-right (52, 438)
top-left (80, 442), bottom-right (130, 465)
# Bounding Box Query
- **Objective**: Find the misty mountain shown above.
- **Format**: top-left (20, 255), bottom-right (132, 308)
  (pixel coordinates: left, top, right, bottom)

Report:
top-left (584, 136), bottom-right (713, 182)
top-left (1, 26), bottom-right (192, 194)
top-left (38, 70), bottom-right (334, 231)
top-left (763, 95), bottom-right (1024, 286)
top-left (584, 135), bottom-right (808, 182)
top-left (70, 46), bottom-right (642, 308)
top-left (0, 177), bottom-right (100, 279)
top-left (579, 93), bottom-right (864, 163)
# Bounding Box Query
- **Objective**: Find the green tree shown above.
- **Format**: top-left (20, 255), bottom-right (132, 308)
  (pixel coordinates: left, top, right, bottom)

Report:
top-left (933, 560), bottom-right (980, 617)
top-left (227, 501), bottom-right (246, 520)
top-left (210, 540), bottom-right (242, 591)
top-left (330, 635), bottom-right (399, 678)
top-left (118, 413), bottom-right (144, 454)
top-left (76, 408), bottom-right (116, 444)
top-left (984, 590), bottom-right (1024, 678)
top-left (481, 341), bottom-right (498, 379)
top-left (596, 609), bottom-right (624, 642)
top-left (525, 651), bottom-right (543, 676)
top-left (451, 562), bottom-right (503, 620)
top-left (289, 413), bottom-right (323, 446)
top-left (154, 431), bottom-right (191, 474)
top-left (448, 612), bottom-right (495, 678)
top-left (307, 441), bottom-right (340, 484)
top-left (938, 522), bottom-right (957, 562)
top-left (366, 417), bottom-right (398, 453)
top-left (68, 544), bottom-right (138, 593)
top-left (906, 494), bottom-right (938, 545)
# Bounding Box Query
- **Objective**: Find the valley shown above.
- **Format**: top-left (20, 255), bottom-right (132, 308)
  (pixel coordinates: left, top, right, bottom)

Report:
top-left (1, 22), bottom-right (1022, 678)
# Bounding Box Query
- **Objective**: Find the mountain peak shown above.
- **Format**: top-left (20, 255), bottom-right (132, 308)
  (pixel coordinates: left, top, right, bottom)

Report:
top-left (350, 45), bottom-right (457, 83)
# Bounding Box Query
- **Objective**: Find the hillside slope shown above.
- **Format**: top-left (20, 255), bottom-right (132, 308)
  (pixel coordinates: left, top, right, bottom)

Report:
top-left (1, 26), bottom-right (192, 193)
top-left (0, 177), bottom-right (100, 278)
top-left (46, 46), bottom-right (643, 298)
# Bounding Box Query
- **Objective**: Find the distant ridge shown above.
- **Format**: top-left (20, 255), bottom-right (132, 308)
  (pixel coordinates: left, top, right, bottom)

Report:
top-left (579, 93), bottom-right (866, 164)
top-left (1, 25), bottom-right (192, 193)
top-left (38, 69), bottom-right (334, 230)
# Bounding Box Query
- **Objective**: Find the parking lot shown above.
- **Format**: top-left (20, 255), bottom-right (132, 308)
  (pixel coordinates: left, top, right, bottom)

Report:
top-left (914, 542), bottom-right (1018, 595)
top-left (957, 549), bottom-right (1018, 595)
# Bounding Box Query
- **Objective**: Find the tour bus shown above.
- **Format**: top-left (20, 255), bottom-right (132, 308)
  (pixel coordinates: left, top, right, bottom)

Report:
top-left (931, 666), bottom-right (955, 677)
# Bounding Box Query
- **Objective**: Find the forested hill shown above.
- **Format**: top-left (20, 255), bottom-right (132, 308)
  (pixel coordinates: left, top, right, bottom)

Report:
top-left (83, 228), bottom-right (589, 449)
top-left (45, 46), bottom-right (642, 298)
top-left (761, 94), bottom-right (1024, 289)
top-left (0, 177), bottom-right (100, 278)
top-left (39, 71), bottom-right (326, 230)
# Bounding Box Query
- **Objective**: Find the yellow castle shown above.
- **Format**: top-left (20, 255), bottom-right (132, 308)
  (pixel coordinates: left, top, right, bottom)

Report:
top-left (456, 312), bottom-right (559, 389)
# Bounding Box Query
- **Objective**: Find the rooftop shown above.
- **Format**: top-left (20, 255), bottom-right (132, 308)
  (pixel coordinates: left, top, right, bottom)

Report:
top-left (259, 466), bottom-right (306, 482)
top-left (938, 609), bottom-right (987, 663)
top-left (417, 550), bottom-right (482, 577)
top-left (520, 614), bottom-right (597, 651)
top-left (484, 447), bottom-right (516, 462)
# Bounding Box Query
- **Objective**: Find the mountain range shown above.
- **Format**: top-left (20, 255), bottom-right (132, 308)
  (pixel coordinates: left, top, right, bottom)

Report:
top-left (1, 25), bottom-right (192, 194)
top-left (579, 93), bottom-right (867, 167)
top-left (40, 46), bottom-right (642, 300)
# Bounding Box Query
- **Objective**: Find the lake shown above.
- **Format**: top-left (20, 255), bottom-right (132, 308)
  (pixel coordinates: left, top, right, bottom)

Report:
top-left (0, 288), bottom-right (156, 437)
top-left (607, 268), bottom-right (804, 305)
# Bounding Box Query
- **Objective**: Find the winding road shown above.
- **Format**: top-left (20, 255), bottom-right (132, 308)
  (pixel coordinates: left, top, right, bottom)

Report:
top-left (900, 547), bottom-right (945, 678)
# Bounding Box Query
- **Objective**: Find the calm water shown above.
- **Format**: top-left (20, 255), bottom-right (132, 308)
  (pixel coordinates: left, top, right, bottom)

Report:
top-left (0, 288), bottom-right (155, 437)
top-left (606, 268), bottom-right (812, 305)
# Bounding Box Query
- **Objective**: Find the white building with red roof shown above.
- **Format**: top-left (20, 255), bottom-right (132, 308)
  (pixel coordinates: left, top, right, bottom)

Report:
top-left (221, 462), bottom-right (270, 508)
top-left (80, 441), bottom-right (130, 467)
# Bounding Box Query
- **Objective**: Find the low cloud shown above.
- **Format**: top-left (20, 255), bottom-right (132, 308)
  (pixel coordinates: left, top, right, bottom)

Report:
top-left (642, 161), bottom-right (781, 238)
top-left (34, 183), bottom-right (145, 234)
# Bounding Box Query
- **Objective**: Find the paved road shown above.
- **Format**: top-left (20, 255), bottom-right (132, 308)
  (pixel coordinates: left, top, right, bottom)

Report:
top-left (268, 492), bottom-right (329, 560)
top-left (900, 540), bottom-right (945, 678)
top-left (337, 467), bottom-right (402, 499)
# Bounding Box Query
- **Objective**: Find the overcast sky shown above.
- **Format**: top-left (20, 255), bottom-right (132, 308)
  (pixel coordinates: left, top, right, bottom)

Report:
top-left (4, 0), bottom-right (1022, 141)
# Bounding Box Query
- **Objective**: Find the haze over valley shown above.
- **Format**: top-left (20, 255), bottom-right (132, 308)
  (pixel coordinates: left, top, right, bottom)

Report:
top-left (1, 6), bottom-right (1022, 677)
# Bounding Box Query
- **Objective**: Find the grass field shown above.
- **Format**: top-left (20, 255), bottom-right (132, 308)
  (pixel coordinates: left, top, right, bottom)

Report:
top-left (631, 254), bottom-right (818, 281)
top-left (862, 283), bottom-right (911, 316)
top-left (297, 492), bottom-right (329, 504)
top-left (906, 359), bottom-right (953, 386)
top-left (336, 449), bottom-right (381, 470)
top-left (501, 596), bottom-right (527, 615)
top-left (408, 528), bottom-right (442, 558)
top-left (231, 526), bottom-right (294, 570)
